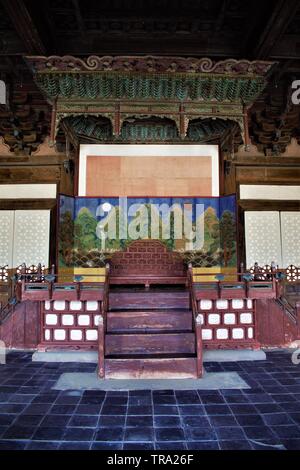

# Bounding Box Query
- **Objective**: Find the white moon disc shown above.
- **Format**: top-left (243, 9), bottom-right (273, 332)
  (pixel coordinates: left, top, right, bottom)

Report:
top-left (102, 202), bottom-right (112, 212)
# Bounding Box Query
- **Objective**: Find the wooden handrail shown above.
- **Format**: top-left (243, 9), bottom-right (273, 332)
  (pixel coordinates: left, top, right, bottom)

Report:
top-left (187, 265), bottom-right (203, 378)
top-left (98, 264), bottom-right (110, 379)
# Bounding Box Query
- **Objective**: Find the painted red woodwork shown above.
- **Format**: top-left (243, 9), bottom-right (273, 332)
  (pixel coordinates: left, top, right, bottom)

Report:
top-left (107, 309), bottom-right (193, 332)
top-left (105, 332), bottom-right (196, 356)
top-left (104, 357), bottom-right (198, 379)
top-left (256, 298), bottom-right (299, 347)
top-left (20, 281), bottom-right (105, 302)
top-left (0, 301), bottom-right (40, 349)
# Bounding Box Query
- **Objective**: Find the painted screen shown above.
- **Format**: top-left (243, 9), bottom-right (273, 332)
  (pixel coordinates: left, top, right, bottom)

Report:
top-left (58, 195), bottom-right (237, 270)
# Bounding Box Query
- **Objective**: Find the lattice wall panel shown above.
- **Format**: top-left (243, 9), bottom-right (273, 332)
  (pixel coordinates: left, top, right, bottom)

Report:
top-left (41, 300), bottom-right (100, 349)
top-left (244, 211), bottom-right (282, 268)
top-left (13, 210), bottom-right (50, 267)
top-left (196, 298), bottom-right (257, 349)
top-left (281, 212), bottom-right (300, 267)
top-left (0, 211), bottom-right (14, 267)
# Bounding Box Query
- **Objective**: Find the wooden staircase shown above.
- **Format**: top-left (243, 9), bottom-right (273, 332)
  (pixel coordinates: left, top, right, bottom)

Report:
top-left (98, 288), bottom-right (201, 379)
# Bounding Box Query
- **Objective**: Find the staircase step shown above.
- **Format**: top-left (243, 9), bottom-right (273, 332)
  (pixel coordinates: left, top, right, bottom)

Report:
top-left (109, 292), bottom-right (189, 310)
top-left (107, 309), bottom-right (192, 332)
top-left (104, 357), bottom-right (197, 379)
top-left (105, 333), bottom-right (195, 355)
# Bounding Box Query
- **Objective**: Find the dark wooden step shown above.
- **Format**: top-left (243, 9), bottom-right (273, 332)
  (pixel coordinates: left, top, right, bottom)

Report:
top-left (107, 309), bottom-right (193, 332)
top-left (105, 332), bottom-right (195, 355)
top-left (104, 357), bottom-right (197, 379)
top-left (109, 292), bottom-right (189, 310)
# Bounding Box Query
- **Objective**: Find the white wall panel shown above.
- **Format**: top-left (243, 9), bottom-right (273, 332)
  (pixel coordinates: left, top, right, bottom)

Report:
top-left (244, 211), bottom-right (282, 268)
top-left (0, 184), bottom-right (56, 199)
top-left (240, 185), bottom-right (300, 200)
top-left (12, 210), bottom-right (50, 267)
top-left (0, 211), bottom-right (14, 267)
top-left (281, 212), bottom-right (300, 267)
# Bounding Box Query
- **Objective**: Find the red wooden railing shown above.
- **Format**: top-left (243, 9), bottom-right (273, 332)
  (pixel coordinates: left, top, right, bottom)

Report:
top-left (98, 265), bottom-right (110, 378)
top-left (187, 265), bottom-right (203, 378)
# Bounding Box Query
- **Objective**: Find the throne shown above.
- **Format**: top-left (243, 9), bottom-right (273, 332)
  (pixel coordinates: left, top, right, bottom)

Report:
top-left (109, 240), bottom-right (187, 287)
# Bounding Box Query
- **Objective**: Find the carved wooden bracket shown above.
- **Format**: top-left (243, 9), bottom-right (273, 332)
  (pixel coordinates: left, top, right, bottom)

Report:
top-left (0, 136), bottom-right (15, 157)
top-left (235, 142), bottom-right (265, 159)
top-left (282, 138), bottom-right (300, 157)
top-left (31, 136), bottom-right (63, 157)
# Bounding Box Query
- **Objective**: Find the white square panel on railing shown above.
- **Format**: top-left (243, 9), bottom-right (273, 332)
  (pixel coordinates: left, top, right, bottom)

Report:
top-left (70, 301), bottom-right (82, 310)
top-left (216, 300), bottom-right (228, 309)
top-left (232, 328), bottom-right (244, 339)
top-left (216, 329), bottom-right (228, 339)
top-left (224, 313), bottom-right (236, 325)
top-left (54, 329), bottom-right (66, 340)
top-left (208, 314), bottom-right (221, 325)
top-left (240, 313), bottom-right (253, 324)
top-left (62, 315), bottom-right (74, 326)
top-left (86, 301), bottom-right (98, 311)
top-left (86, 330), bottom-right (98, 341)
top-left (44, 329), bottom-right (51, 341)
top-left (232, 299), bottom-right (244, 309)
top-left (54, 300), bottom-right (66, 310)
top-left (70, 330), bottom-right (83, 340)
top-left (78, 315), bottom-right (90, 326)
top-left (248, 327), bottom-right (254, 339)
top-left (45, 314), bottom-right (58, 325)
top-left (200, 300), bottom-right (213, 310)
top-left (202, 329), bottom-right (213, 340)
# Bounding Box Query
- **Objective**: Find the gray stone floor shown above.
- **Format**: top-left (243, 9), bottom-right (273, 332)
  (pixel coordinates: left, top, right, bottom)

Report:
top-left (53, 371), bottom-right (249, 391)
top-left (0, 350), bottom-right (300, 450)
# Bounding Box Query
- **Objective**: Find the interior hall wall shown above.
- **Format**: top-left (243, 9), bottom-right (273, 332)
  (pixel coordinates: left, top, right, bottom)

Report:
top-left (78, 144), bottom-right (220, 197)
top-left (86, 155), bottom-right (212, 197)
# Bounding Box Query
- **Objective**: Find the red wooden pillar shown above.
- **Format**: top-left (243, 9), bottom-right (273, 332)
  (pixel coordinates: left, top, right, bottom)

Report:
top-left (195, 314), bottom-right (203, 378)
top-left (98, 314), bottom-right (105, 378)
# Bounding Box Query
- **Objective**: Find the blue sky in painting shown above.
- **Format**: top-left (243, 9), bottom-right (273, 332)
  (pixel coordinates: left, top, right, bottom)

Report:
top-left (59, 195), bottom-right (75, 219)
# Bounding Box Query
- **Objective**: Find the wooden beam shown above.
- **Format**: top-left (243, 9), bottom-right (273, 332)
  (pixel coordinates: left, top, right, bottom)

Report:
top-left (2, 0), bottom-right (46, 54)
top-left (72, 0), bottom-right (85, 39)
top-left (214, 0), bottom-right (227, 33)
top-left (253, 0), bottom-right (299, 59)
top-left (40, 0), bottom-right (59, 53)
top-left (238, 199), bottom-right (300, 211)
